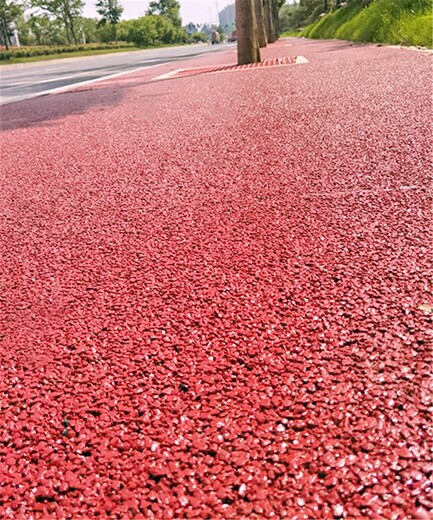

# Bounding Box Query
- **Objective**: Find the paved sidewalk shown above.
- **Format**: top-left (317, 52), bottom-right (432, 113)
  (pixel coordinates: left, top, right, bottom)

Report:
top-left (0, 38), bottom-right (432, 518)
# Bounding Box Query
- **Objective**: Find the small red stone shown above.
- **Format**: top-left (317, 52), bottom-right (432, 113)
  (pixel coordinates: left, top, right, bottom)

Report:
top-left (148, 465), bottom-right (167, 478)
top-left (398, 447), bottom-right (413, 459)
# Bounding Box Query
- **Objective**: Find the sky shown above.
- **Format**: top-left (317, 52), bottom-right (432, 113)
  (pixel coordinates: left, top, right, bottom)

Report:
top-left (83, 0), bottom-right (235, 25)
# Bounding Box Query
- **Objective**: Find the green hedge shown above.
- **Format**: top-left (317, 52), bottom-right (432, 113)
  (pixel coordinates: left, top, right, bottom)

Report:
top-left (0, 42), bottom-right (134, 61)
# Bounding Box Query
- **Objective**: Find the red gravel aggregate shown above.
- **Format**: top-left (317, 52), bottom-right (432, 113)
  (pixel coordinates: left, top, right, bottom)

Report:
top-left (0, 38), bottom-right (432, 517)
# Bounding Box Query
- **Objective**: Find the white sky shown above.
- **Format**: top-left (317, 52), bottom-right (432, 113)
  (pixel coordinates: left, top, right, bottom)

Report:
top-left (83, 0), bottom-right (235, 25)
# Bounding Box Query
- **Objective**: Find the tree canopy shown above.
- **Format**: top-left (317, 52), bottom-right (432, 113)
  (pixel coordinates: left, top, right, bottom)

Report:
top-left (1, 0), bottom-right (194, 50)
top-left (96, 0), bottom-right (123, 40)
top-left (32, 0), bottom-right (85, 44)
top-left (146, 0), bottom-right (182, 27)
top-left (0, 0), bottom-right (24, 48)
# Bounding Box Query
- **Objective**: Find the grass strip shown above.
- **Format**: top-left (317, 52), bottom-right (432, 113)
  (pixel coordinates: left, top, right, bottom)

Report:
top-left (299, 0), bottom-right (432, 48)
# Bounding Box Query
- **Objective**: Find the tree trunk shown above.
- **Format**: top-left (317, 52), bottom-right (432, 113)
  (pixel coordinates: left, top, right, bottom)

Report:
top-left (62, 12), bottom-right (73, 44)
top-left (254, 0), bottom-right (267, 48)
top-left (272, 0), bottom-right (280, 38)
top-left (1, 18), bottom-right (10, 50)
top-left (264, 0), bottom-right (276, 43)
top-left (236, 0), bottom-right (261, 65)
top-left (68, 17), bottom-right (78, 45)
top-left (63, 8), bottom-right (78, 45)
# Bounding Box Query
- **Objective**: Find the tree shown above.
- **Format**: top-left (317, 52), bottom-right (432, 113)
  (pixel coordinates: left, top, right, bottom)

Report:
top-left (279, 1), bottom-right (304, 32)
top-left (15, 13), bottom-right (35, 45)
top-left (119, 14), bottom-right (186, 47)
top-left (146, 0), bottom-right (181, 27)
top-left (217, 24), bottom-right (224, 42)
top-left (27, 13), bottom-right (68, 44)
top-left (264, 0), bottom-right (278, 43)
top-left (81, 16), bottom-right (100, 43)
top-left (95, 0), bottom-right (123, 41)
top-left (0, 0), bottom-right (23, 49)
top-left (122, 16), bottom-right (159, 46)
top-left (279, 0), bottom-right (330, 31)
top-left (191, 31), bottom-right (207, 43)
top-left (254, 0), bottom-right (267, 47)
top-left (32, 0), bottom-right (84, 44)
top-left (236, 0), bottom-right (260, 64)
top-left (235, 0), bottom-right (287, 64)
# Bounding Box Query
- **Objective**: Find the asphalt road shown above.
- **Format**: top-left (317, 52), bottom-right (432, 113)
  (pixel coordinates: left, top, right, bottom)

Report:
top-left (0, 42), bottom-right (235, 105)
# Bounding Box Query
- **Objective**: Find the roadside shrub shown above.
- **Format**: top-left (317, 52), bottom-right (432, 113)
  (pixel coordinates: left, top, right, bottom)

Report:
top-left (119, 15), bottom-right (187, 47)
top-left (192, 32), bottom-right (207, 43)
top-left (0, 42), bottom-right (134, 61)
top-left (304, 0), bottom-right (362, 38)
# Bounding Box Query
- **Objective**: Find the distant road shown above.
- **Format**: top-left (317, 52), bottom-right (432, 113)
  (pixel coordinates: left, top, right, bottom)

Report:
top-left (0, 43), bottom-right (235, 105)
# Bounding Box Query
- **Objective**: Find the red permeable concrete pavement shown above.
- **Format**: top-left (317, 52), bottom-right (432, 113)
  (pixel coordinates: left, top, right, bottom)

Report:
top-left (0, 38), bottom-right (432, 518)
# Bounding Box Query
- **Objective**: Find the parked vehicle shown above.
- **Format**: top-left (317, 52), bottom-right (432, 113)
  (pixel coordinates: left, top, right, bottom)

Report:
top-left (228, 30), bottom-right (237, 42)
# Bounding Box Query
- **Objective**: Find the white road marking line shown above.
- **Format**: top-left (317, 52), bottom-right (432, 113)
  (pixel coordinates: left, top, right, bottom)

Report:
top-left (152, 69), bottom-right (184, 81)
top-left (0, 62), bottom-right (171, 106)
top-left (2, 71), bottom-right (95, 89)
top-left (295, 55), bottom-right (309, 64)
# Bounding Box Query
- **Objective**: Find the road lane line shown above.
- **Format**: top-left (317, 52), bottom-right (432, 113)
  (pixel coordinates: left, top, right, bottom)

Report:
top-left (2, 71), bottom-right (99, 90)
top-left (0, 62), bottom-right (172, 106)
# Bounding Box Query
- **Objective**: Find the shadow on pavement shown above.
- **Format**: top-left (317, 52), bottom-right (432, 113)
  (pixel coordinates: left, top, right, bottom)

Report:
top-left (322, 41), bottom-right (369, 52)
top-left (0, 83), bottom-right (129, 132)
top-left (310, 39), bottom-right (367, 53)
